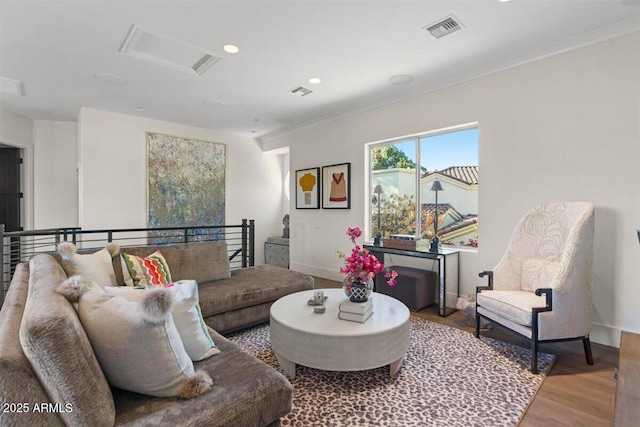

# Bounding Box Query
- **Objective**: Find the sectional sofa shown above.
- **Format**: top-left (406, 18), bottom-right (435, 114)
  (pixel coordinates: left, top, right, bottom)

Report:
top-left (0, 240), bottom-right (314, 426)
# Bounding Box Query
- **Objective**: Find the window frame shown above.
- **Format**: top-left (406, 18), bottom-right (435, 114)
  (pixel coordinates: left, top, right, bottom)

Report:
top-left (366, 122), bottom-right (479, 247)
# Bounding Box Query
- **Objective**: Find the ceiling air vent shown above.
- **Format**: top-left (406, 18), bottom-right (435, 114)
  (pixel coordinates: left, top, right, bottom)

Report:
top-left (291, 86), bottom-right (313, 96)
top-left (424, 15), bottom-right (464, 39)
top-left (119, 25), bottom-right (221, 76)
top-left (0, 77), bottom-right (25, 96)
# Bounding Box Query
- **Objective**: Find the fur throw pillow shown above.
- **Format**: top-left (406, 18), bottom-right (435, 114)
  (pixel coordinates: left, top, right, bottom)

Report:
top-left (57, 276), bottom-right (213, 398)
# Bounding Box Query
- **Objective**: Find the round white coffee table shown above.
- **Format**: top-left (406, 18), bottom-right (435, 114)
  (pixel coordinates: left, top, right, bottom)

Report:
top-left (270, 288), bottom-right (410, 378)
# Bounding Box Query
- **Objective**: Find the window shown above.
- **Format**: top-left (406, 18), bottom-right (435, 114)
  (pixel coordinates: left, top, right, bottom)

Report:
top-left (368, 124), bottom-right (479, 248)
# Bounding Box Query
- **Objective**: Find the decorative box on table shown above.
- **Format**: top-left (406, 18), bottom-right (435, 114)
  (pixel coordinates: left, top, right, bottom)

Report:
top-left (382, 234), bottom-right (417, 250)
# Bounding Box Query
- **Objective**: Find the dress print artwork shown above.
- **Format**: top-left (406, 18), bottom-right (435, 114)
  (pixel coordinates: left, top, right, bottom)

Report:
top-left (329, 173), bottom-right (347, 202)
top-left (322, 163), bottom-right (351, 209)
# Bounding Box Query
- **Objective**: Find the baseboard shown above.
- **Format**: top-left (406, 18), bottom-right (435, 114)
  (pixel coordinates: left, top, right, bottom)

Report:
top-left (290, 262), bottom-right (342, 282)
top-left (591, 322), bottom-right (627, 348)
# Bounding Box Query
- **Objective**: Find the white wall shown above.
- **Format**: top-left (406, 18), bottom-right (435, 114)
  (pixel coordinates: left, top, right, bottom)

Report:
top-left (265, 32), bottom-right (640, 347)
top-left (77, 108), bottom-right (283, 264)
top-left (280, 152), bottom-right (290, 218)
top-left (33, 120), bottom-right (77, 228)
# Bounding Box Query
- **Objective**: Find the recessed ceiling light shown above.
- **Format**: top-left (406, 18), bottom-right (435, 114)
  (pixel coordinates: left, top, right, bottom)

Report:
top-left (388, 74), bottom-right (414, 86)
top-left (499, 0), bottom-right (511, 2)
top-left (133, 106), bottom-right (145, 112)
top-left (223, 44), bottom-right (239, 54)
top-left (94, 73), bottom-right (127, 86)
top-left (308, 77), bottom-right (321, 84)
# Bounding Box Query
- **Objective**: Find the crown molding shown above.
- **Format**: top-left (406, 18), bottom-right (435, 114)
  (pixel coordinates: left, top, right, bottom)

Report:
top-left (260, 16), bottom-right (640, 146)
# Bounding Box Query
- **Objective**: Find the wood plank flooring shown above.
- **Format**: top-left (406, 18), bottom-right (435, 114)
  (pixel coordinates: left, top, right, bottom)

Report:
top-left (313, 277), bottom-right (620, 426)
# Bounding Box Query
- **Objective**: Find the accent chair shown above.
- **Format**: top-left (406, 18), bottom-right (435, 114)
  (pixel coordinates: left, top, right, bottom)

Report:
top-left (475, 201), bottom-right (595, 374)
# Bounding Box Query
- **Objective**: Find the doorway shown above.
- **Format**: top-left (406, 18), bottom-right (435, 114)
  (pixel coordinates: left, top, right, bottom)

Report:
top-left (0, 147), bottom-right (21, 232)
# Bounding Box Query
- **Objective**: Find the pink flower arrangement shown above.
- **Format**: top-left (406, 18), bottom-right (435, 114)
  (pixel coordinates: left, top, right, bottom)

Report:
top-left (338, 227), bottom-right (398, 291)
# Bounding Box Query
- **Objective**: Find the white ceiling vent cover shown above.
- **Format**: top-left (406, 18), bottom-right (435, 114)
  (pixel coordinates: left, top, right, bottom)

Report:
top-left (424, 15), bottom-right (464, 39)
top-left (119, 25), bottom-right (221, 76)
top-left (0, 78), bottom-right (25, 96)
top-left (291, 86), bottom-right (313, 96)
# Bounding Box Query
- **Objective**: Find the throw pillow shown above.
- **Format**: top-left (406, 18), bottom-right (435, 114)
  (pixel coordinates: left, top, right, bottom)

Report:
top-left (120, 250), bottom-right (172, 287)
top-left (57, 276), bottom-right (213, 398)
top-left (521, 258), bottom-right (561, 292)
top-left (57, 242), bottom-right (119, 287)
top-left (105, 280), bottom-right (220, 361)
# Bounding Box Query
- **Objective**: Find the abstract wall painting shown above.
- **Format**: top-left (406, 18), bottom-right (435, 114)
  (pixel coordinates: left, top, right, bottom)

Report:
top-left (147, 132), bottom-right (226, 241)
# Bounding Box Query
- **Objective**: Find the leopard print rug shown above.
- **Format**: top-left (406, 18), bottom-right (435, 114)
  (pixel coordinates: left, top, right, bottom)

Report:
top-left (228, 317), bottom-right (555, 426)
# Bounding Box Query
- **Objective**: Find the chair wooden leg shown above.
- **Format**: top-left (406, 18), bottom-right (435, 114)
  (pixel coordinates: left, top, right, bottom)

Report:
top-left (531, 337), bottom-right (539, 374)
top-left (583, 336), bottom-right (594, 365)
top-left (474, 311), bottom-right (481, 338)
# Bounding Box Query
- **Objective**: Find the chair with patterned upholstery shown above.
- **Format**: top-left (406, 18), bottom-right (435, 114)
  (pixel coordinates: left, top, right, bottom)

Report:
top-left (475, 201), bottom-right (595, 374)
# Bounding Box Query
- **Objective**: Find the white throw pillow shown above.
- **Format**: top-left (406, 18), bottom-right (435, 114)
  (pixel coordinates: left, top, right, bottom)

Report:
top-left (521, 258), bottom-right (561, 292)
top-left (57, 242), bottom-right (119, 287)
top-left (57, 277), bottom-right (213, 398)
top-left (105, 280), bottom-right (220, 361)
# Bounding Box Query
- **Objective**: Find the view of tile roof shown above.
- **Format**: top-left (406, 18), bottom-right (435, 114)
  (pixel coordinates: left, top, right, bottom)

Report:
top-left (437, 214), bottom-right (478, 235)
top-left (423, 166), bottom-right (478, 185)
top-left (420, 203), bottom-right (458, 218)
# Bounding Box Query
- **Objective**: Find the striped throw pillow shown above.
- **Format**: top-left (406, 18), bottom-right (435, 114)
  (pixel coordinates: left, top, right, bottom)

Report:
top-left (120, 250), bottom-right (172, 287)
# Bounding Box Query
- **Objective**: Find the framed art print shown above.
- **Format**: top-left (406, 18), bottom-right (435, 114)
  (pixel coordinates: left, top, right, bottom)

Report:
top-left (322, 162), bottom-right (351, 209)
top-left (295, 167), bottom-right (320, 209)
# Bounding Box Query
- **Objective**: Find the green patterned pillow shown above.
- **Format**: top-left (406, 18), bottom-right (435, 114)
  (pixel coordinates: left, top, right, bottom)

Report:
top-left (120, 250), bottom-right (172, 287)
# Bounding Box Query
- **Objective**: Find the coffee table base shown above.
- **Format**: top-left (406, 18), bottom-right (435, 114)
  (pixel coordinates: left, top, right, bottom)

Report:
top-left (274, 351), bottom-right (405, 379)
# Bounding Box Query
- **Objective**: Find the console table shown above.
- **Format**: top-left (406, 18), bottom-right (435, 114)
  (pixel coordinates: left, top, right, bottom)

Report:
top-left (364, 245), bottom-right (459, 317)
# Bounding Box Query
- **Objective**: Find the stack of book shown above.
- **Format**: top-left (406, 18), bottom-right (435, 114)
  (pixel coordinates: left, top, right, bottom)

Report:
top-left (338, 299), bottom-right (373, 323)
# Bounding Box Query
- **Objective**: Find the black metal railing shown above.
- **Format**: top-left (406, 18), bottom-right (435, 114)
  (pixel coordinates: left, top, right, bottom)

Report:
top-left (1, 220), bottom-right (255, 307)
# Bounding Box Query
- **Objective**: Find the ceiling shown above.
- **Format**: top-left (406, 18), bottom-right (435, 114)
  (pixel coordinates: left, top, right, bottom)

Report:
top-left (1, 1), bottom-right (639, 143)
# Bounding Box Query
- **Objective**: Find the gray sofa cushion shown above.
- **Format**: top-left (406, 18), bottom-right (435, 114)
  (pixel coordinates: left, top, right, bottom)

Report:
top-left (0, 263), bottom-right (64, 427)
top-left (114, 241), bottom-right (231, 285)
top-left (113, 329), bottom-right (292, 426)
top-left (204, 301), bottom-right (274, 334)
top-left (198, 264), bottom-right (315, 317)
top-left (19, 254), bottom-right (115, 427)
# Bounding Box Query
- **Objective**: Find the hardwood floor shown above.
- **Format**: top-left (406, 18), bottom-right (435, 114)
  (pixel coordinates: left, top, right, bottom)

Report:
top-left (313, 277), bottom-right (620, 426)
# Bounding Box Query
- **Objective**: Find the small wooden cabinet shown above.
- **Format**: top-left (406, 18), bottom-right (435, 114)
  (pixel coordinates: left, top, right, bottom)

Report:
top-left (265, 236), bottom-right (289, 268)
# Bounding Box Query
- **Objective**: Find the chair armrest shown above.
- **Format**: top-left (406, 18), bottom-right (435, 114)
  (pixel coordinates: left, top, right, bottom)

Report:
top-left (476, 270), bottom-right (493, 295)
top-left (534, 288), bottom-right (553, 313)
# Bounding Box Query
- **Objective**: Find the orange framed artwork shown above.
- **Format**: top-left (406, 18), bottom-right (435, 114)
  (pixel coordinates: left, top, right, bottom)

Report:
top-left (295, 167), bottom-right (320, 209)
